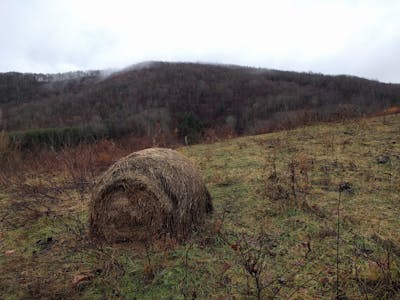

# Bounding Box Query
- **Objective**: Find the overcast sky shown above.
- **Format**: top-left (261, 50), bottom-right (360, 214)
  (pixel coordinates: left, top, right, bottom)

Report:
top-left (1, 0), bottom-right (399, 82)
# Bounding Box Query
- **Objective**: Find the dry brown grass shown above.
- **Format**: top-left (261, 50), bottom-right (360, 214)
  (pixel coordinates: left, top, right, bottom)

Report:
top-left (1, 114), bottom-right (399, 298)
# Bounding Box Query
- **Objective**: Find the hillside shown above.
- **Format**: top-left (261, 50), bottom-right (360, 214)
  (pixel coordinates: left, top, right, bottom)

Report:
top-left (1, 114), bottom-right (399, 298)
top-left (1, 62), bottom-right (400, 146)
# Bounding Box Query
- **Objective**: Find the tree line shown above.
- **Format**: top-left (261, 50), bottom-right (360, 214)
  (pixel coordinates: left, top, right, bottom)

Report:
top-left (1, 62), bottom-right (399, 149)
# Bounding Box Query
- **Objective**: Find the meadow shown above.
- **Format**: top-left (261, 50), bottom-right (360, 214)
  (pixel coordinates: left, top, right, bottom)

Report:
top-left (1, 114), bottom-right (399, 299)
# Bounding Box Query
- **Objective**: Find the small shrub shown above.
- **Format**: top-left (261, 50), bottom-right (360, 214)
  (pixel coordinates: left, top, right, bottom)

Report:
top-left (9, 125), bottom-right (109, 150)
top-left (0, 130), bottom-right (10, 154)
top-left (178, 112), bottom-right (203, 144)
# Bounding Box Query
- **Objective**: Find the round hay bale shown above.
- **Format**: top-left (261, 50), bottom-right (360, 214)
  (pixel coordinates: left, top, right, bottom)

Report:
top-left (89, 147), bottom-right (213, 242)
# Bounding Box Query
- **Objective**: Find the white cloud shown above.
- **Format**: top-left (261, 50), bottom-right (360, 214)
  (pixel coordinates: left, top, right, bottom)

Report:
top-left (0, 0), bottom-right (399, 82)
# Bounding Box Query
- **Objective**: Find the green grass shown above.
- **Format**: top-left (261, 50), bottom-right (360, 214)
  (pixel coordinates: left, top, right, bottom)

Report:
top-left (1, 115), bottom-right (400, 299)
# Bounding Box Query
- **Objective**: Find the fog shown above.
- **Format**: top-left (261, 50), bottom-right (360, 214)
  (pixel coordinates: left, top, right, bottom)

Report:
top-left (1, 0), bottom-right (399, 82)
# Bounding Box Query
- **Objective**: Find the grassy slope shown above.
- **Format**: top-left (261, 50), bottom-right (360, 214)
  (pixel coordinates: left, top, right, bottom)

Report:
top-left (1, 114), bottom-right (399, 299)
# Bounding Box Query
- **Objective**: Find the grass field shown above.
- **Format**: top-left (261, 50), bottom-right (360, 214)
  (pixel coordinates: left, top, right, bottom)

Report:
top-left (1, 114), bottom-right (399, 299)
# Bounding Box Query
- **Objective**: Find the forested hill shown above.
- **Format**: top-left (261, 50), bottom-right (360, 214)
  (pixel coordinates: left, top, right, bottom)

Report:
top-left (1, 62), bottom-right (400, 144)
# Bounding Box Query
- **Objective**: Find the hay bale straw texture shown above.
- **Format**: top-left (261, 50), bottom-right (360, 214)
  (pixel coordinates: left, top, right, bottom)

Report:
top-left (89, 148), bottom-right (213, 242)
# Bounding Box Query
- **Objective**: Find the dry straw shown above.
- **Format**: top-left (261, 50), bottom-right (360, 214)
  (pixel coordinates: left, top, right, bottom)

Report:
top-left (89, 148), bottom-right (213, 242)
